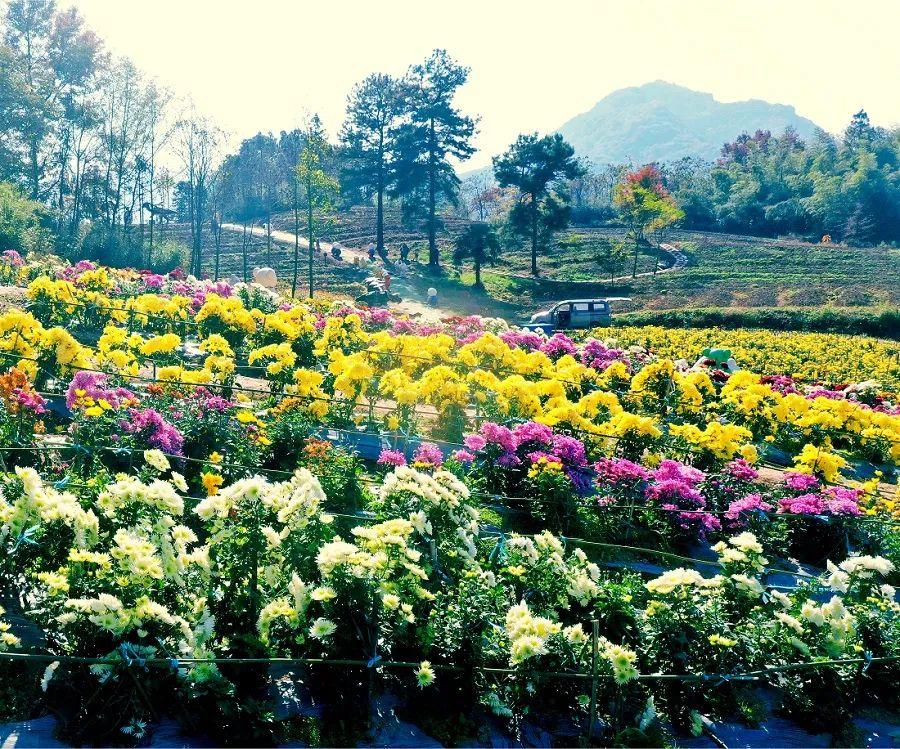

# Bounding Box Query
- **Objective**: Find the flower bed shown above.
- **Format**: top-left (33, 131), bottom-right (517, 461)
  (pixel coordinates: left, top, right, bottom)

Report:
top-left (0, 254), bottom-right (898, 746)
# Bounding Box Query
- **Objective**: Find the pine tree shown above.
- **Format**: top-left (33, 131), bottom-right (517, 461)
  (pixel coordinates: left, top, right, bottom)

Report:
top-left (493, 133), bottom-right (585, 275)
top-left (340, 73), bottom-right (404, 257)
top-left (391, 50), bottom-right (477, 270)
top-left (453, 222), bottom-right (500, 288)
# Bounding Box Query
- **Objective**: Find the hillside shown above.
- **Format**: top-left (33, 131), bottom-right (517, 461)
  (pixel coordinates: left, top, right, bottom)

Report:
top-left (451, 230), bottom-right (900, 318)
top-left (556, 80), bottom-right (821, 165)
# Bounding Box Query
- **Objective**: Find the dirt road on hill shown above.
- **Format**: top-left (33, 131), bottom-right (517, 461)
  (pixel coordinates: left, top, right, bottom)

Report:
top-left (220, 223), bottom-right (457, 322)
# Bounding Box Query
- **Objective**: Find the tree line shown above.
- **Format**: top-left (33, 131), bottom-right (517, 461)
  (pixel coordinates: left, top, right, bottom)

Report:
top-left (0, 0), bottom-right (219, 274)
top-left (2, 0), bottom-right (898, 294)
top-left (567, 114), bottom-right (900, 247)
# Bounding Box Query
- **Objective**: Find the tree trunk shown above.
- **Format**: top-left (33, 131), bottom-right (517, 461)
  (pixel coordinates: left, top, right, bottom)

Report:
top-left (474, 257), bottom-right (481, 288)
top-left (213, 218), bottom-right (221, 281)
top-left (29, 139), bottom-right (40, 199)
top-left (531, 194), bottom-right (539, 275)
top-left (376, 174), bottom-right (385, 256)
top-left (428, 118), bottom-right (438, 269)
top-left (138, 173), bottom-right (145, 256)
top-left (266, 210), bottom-right (272, 266)
top-left (242, 222), bottom-right (249, 283)
top-left (148, 139), bottom-right (155, 261)
top-left (292, 180), bottom-right (300, 298)
top-left (376, 132), bottom-right (385, 255)
top-left (307, 178), bottom-right (314, 298)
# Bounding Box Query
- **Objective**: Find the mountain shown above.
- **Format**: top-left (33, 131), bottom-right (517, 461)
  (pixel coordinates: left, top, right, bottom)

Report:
top-left (555, 81), bottom-right (822, 165)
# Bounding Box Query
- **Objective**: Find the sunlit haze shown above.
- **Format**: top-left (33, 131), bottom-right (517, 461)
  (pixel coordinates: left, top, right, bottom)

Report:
top-left (61, 0), bottom-right (900, 168)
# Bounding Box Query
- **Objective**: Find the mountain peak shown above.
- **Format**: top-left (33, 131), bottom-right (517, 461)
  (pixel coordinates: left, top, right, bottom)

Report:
top-left (558, 82), bottom-right (820, 165)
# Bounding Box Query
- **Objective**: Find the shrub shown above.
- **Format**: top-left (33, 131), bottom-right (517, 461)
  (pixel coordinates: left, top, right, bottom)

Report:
top-left (0, 182), bottom-right (47, 254)
top-left (615, 307), bottom-right (900, 339)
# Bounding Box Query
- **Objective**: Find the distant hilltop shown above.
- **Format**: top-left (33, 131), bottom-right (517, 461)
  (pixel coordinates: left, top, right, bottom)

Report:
top-left (555, 80), bottom-right (822, 165)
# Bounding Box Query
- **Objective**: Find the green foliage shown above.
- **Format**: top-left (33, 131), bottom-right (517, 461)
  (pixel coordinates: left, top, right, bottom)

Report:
top-left (493, 132), bottom-right (585, 275)
top-left (614, 165), bottom-right (684, 277)
top-left (615, 307), bottom-right (900, 339)
top-left (148, 241), bottom-right (188, 274)
top-left (296, 115), bottom-right (340, 297)
top-left (390, 49), bottom-right (477, 268)
top-left (0, 181), bottom-right (46, 252)
top-left (452, 222), bottom-right (500, 287)
top-left (340, 73), bottom-right (405, 253)
top-left (668, 116), bottom-right (900, 243)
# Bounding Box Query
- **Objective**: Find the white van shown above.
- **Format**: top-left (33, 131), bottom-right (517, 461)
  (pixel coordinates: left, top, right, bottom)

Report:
top-left (524, 298), bottom-right (630, 334)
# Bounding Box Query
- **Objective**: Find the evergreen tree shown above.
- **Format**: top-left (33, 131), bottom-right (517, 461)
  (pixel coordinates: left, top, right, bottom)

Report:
top-left (842, 201), bottom-right (877, 246)
top-left (453, 222), bottom-right (500, 288)
top-left (391, 49), bottom-right (477, 270)
top-left (340, 73), bottom-right (404, 257)
top-left (493, 132), bottom-right (585, 275)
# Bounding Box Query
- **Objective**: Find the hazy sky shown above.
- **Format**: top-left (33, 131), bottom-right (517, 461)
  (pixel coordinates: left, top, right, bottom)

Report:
top-left (63, 0), bottom-right (900, 167)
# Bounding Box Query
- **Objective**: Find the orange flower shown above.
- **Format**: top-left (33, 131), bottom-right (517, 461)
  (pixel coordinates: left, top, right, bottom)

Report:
top-left (303, 439), bottom-right (330, 459)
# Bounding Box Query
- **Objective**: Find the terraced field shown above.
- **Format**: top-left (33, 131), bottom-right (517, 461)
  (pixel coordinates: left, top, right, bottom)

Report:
top-left (270, 205), bottom-right (470, 261)
top-left (158, 214), bottom-right (899, 320)
top-left (154, 222), bottom-right (366, 297)
top-left (469, 228), bottom-right (900, 314)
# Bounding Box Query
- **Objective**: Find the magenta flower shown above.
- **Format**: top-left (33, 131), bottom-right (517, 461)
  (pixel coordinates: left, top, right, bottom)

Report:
top-left (123, 408), bottom-right (184, 455)
top-left (783, 472), bottom-right (820, 492)
top-left (725, 459), bottom-right (759, 482)
top-left (779, 493), bottom-right (825, 515)
top-left (463, 434), bottom-right (487, 452)
top-left (412, 442), bottom-right (444, 467)
top-left (1, 250), bottom-right (24, 267)
top-left (551, 434), bottom-right (587, 466)
top-left (497, 452), bottom-right (522, 468)
top-left (480, 422), bottom-right (518, 453)
top-left (66, 371), bottom-right (135, 411)
top-left (540, 333), bottom-right (577, 359)
top-left (377, 449), bottom-right (407, 467)
top-left (581, 339), bottom-right (629, 371)
top-left (594, 457), bottom-right (651, 485)
top-left (653, 459), bottom-right (706, 487)
top-left (512, 421), bottom-right (554, 446)
top-left (725, 493), bottom-right (774, 520)
top-left (500, 329), bottom-right (544, 351)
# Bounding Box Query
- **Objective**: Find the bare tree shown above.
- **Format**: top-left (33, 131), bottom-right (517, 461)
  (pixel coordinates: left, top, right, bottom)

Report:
top-left (175, 111), bottom-right (221, 277)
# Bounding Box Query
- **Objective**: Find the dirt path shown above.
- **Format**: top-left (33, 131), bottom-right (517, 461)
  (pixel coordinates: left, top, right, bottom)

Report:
top-left (0, 285), bottom-right (26, 312)
top-left (486, 242), bottom-right (688, 285)
top-left (220, 223), bottom-right (459, 321)
top-left (218, 225), bottom-right (689, 322)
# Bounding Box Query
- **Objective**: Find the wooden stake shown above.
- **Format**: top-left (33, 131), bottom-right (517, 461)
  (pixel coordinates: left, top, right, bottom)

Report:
top-left (588, 619), bottom-right (599, 742)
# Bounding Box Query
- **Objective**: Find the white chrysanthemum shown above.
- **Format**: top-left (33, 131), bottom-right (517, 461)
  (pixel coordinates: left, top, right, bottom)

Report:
top-left (800, 600), bottom-right (826, 627)
top-left (170, 472), bottom-right (188, 492)
top-left (769, 590), bottom-right (793, 609)
top-left (316, 540), bottom-right (360, 575)
top-left (839, 555), bottom-right (895, 578)
top-left (261, 526), bottom-right (282, 548)
top-left (40, 662), bottom-right (59, 692)
top-left (729, 531), bottom-right (763, 554)
top-left (775, 612), bottom-right (804, 634)
top-left (310, 586), bottom-right (336, 602)
top-left (143, 449), bottom-right (170, 473)
top-left (309, 617), bottom-right (337, 640)
top-left (731, 574), bottom-right (765, 597)
top-left (645, 568), bottom-right (705, 595)
top-left (416, 660), bottom-right (436, 688)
